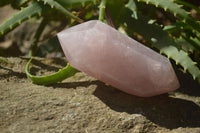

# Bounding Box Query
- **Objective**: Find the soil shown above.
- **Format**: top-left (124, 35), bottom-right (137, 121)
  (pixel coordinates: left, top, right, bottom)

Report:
top-left (0, 57), bottom-right (200, 133)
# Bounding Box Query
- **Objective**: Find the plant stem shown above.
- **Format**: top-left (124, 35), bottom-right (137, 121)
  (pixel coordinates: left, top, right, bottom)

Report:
top-left (105, 8), bottom-right (116, 29)
top-left (28, 18), bottom-right (47, 57)
top-left (98, 0), bottom-right (107, 22)
top-left (40, 0), bottom-right (84, 23)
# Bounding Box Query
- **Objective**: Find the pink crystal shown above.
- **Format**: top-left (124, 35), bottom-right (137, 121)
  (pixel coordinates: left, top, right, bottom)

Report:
top-left (57, 20), bottom-right (180, 97)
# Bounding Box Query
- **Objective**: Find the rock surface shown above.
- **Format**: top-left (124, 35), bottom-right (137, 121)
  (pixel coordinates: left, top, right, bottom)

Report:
top-left (58, 20), bottom-right (179, 97)
top-left (0, 57), bottom-right (200, 133)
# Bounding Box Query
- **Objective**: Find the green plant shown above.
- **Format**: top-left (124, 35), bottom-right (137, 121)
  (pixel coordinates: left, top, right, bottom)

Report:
top-left (0, 0), bottom-right (200, 84)
top-left (25, 58), bottom-right (79, 85)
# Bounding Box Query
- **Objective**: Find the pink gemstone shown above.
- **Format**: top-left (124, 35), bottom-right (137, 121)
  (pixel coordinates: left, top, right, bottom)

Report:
top-left (57, 20), bottom-right (180, 97)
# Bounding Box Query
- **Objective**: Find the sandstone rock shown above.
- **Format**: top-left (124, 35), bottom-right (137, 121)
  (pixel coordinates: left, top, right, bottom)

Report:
top-left (1, 57), bottom-right (200, 132)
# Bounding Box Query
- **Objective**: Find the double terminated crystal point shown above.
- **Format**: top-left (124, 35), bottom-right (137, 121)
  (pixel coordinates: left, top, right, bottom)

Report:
top-left (57, 20), bottom-right (180, 97)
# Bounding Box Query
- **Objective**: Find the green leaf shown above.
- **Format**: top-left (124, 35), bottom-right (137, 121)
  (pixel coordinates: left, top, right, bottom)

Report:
top-left (106, 0), bottom-right (125, 26)
top-left (38, 0), bottom-right (83, 23)
top-left (0, 2), bottom-right (51, 37)
top-left (122, 9), bottom-right (200, 82)
top-left (55, 0), bottom-right (98, 8)
top-left (174, 0), bottom-right (200, 15)
top-left (11, 0), bottom-right (31, 9)
top-left (137, 0), bottom-right (200, 33)
top-left (175, 37), bottom-right (195, 53)
top-left (25, 58), bottom-right (79, 85)
top-left (126, 0), bottom-right (138, 19)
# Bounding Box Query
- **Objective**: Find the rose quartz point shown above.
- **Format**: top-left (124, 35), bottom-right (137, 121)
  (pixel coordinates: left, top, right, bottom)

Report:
top-left (57, 20), bottom-right (180, 97)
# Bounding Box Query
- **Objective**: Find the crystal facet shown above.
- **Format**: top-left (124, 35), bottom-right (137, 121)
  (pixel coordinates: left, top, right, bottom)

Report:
top-left (57, 20), bottom-right (180, 97)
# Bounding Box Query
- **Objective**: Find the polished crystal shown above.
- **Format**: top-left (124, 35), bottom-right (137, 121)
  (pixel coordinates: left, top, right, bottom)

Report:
top-left (57, 20), bottom-right (180, 97)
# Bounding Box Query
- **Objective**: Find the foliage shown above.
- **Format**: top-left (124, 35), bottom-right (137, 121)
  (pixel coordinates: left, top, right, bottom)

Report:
top-left (25, 58), bottom-right (78, 85)
top-left (0, 0), bottom-right (200, 84)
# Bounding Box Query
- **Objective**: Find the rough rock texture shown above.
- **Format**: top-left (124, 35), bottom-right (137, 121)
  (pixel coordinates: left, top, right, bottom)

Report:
top-left (58, 20), bottom-right (179, 97)
top-left (0, 57), bottom-right (200, 133)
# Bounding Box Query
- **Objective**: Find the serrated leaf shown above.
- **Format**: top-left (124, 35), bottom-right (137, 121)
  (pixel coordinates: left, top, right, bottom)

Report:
top-left (0, 2), bottom-right (51, 37)
top-left (126, 0), bottom-right (138, 19)
top-left (122, 8), bottom-right (200, 82)
top-left (138, 0), bottom-right (200, 34)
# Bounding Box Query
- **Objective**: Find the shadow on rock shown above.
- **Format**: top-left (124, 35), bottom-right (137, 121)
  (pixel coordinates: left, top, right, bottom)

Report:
top-left (92, 81), bottom-right (200, 130)
top-left (175, 68), bottom-right (200, 96)
top-left (0, 66), bottom-right (27, 79)
top-left (49, 80), bottom-right (99, 89)
top-left (29, 58), bottom-right (66, 75)
top-left (52, 80), bottom-right (200, 129)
